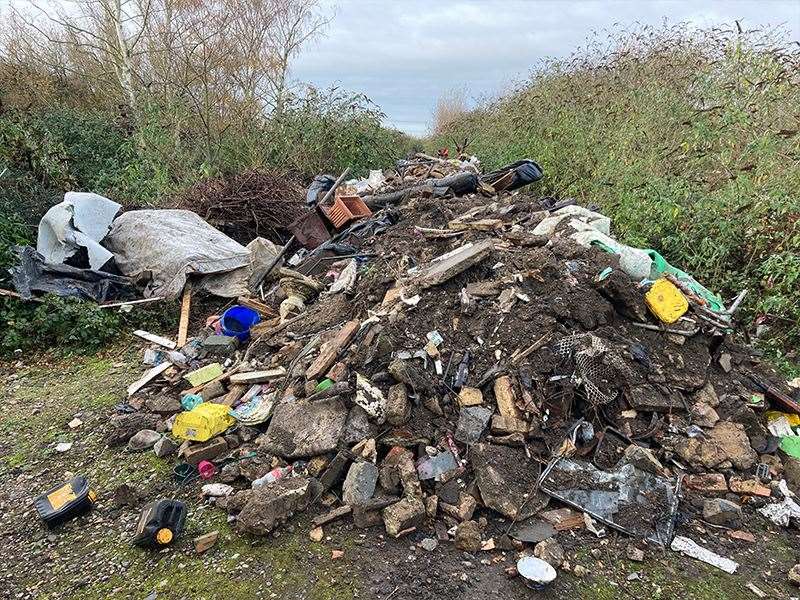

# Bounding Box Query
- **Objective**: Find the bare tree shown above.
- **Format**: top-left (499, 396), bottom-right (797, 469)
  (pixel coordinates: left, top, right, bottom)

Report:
top-left (266, 0), bottom-right (330, 117)
top-left (9, 0), bottom-right (156, 112)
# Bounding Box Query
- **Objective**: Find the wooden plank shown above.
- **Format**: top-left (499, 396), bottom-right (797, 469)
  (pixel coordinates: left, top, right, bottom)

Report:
top-left (312, 505), bottom-right (352, 527)
top-left (99, 297), bottom-right (164, 309)
top-left (306, 320), bottom-right (360, 381)
top-left (133, 330), bottom-right (176, 349)
top-left (494, 375), bottom-right (522, 419)
top-left (237, 296), bottom-right (276, 317)
top-left (127, 362), bottom-right (172, 396)
top-left (177, 286), bottom-right (192, 347)
top-left (217, 384), bottom-right (247, 407)
top-left (0, 288), bottom-right (43, 303)
top-left (229, 367), bottom-right (287, 384)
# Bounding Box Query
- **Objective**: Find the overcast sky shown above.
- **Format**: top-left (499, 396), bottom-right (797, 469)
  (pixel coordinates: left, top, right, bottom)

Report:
top-left (293, 0), bottom-right (800, 136)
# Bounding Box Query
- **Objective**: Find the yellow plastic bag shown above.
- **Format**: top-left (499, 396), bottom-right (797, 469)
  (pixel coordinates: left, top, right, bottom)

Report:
top-left (173, 403), bottom-right (235, 442)
top-left (645, 278), bottom-right (688, 324)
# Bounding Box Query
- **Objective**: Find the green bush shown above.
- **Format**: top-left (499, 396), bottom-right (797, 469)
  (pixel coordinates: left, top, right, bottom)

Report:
top-left (0, 86), bottom-right (413, 357)
top-left (429, 24), bottom-right (800, 364)
top-left (0, 295), bottom-right (177, 356)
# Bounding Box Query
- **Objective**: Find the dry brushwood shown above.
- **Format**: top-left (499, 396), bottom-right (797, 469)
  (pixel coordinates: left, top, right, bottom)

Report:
top-left (174, 170), bottom-right (308, 244)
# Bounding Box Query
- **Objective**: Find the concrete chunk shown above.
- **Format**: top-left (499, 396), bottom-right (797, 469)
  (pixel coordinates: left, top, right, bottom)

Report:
top-left (382, 497), bottom-right (425, 537)
top-left (386, 383), bottom-right (411, 425)
top-left (414, 240), bottom-right (494, 289)
top-left (261, 399), bottom-right (347, 458)
top-left (455, 406), bottom-right (492, 444)
top-left (703, 499), bottom-right (742, 527)
top-left (236, 477), bottom-right (321, 535)
top-left (342, 461), bottom-right (379, 506)
top-left (494, 375), bottom-right (521, 419)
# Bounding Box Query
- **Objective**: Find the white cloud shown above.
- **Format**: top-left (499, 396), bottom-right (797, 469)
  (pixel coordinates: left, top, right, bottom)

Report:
top-left (294, 0), bottom-right (800, 135)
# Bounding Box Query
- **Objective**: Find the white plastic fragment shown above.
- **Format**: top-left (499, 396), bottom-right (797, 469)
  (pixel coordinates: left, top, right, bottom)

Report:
top-left (355, 373), bottom-right (386, 422)
top-left (517, 556), bottom-right (557, 588)
top-left (400, 293), bottom-right (421, 307)
top-left (758, 480), bottom-right (800, 527)
top-left (202, 483), bottom-right (234, 497)
top-left (670, 535), bottom-right (738, 574)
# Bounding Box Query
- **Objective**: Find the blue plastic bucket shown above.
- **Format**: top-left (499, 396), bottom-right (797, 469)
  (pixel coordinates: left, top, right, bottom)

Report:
top-left (220, 306), bottom-right (261, 342)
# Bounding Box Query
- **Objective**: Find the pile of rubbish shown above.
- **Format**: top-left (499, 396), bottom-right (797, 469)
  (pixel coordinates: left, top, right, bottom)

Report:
top-left (20, 151), bottom-right (800, 588)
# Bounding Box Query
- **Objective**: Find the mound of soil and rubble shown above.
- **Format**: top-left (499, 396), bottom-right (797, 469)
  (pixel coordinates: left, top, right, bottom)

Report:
top-left (94, 155), bottom-right (800, 594)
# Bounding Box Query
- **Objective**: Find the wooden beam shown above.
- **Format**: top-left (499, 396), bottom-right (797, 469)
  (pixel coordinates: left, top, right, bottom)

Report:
top-left (177, 285), bottom-right (192, 347)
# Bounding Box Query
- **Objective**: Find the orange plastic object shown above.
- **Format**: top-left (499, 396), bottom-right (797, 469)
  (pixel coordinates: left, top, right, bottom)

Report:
top-left (323, 195), bottom-right (372, 229)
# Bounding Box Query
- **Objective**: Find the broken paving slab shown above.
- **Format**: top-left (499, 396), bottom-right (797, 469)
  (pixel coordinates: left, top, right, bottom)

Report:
top-left (235, 477), bottom-right (322, 536)
top-left (471, 443), bottom-right (548, 520)
top-left (260, 398), bottom-right (348, 458)
top-left (410, 239), bottom-right (494, 290)
top-left (540, 458), bottom-right (678, 545)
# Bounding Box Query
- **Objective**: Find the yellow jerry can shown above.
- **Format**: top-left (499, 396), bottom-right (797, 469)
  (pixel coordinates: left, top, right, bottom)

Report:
top-left (645, 278), bottom-right (688, 324)
top-left (173, 402), bottom-right (235, 442)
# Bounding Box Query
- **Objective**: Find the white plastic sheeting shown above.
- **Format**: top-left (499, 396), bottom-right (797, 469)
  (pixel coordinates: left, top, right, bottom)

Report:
top-left (37, 192), bottom-right (120, 269)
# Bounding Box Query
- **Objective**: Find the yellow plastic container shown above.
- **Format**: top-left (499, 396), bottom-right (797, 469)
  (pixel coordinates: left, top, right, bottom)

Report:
top-left (645, 278), bottom-right (689, 324)
top-left (173, 403), bottom-right (235, 442)
top-left (766, 410), bottom-right (800, 428)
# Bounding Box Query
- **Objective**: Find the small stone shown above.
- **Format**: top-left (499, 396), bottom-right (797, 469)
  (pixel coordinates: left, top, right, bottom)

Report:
top-left (691, 402), bottom-right (720, 428)
top-left (454, 520), bottom-right (482, 552)
top-left (309, 527), bottom-right (324, 542)
top-left (153, 437), bottom-right (177, 458)
top-left (127, 429), bottom-right (162, 452)
top-left (626, 545), bottom-right (645, 562)
top-left (420, 538), bottom-right (438, 552)
top-left (788, 564), bottom-right (800, 586)
top-left (68, 418), bottom-right (83, 429)
top-left (193, 531), bottom-right (219, 554)
top-left (534, 538), bottom-right (565, 568)
top-left (728, 530), bottom-right (756, 543)
top-left (455, 406), bottom-right (492, 445)
top-left (703, 499), bottom-right (742, 527)
top-left (457, 387), bottom-right (483, 407)
top-left (622, 444), bottom-right (663, 474)
top-left (719, 353), bottom-right (732, 373)
top-left (382, 497), bottom-right (425, 537)
top-left (573, 565), bottom-right (589, 578)
top-left (55, 442), bottom-right (72, 453)
top-left (386, 383), bottom-right (411, 425)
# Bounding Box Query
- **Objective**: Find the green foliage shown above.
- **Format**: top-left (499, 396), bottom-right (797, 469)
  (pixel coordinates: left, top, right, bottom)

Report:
top-left (0, 295), bottom-right (177, 357)
top-left (429, 24), bottom-right (800, 362)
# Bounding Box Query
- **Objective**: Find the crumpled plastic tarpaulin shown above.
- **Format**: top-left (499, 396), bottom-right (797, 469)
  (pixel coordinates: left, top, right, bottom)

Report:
top-left (105, 209), bottom-right (278, 299)
top-left (37, 192), bottom-right (121, 269)
top-left (11, 246), bottom-right (137, 302)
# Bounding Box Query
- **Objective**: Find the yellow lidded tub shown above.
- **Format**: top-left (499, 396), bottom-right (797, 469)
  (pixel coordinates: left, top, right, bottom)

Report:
top-left (645, 278), bottom-right (689, 324)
